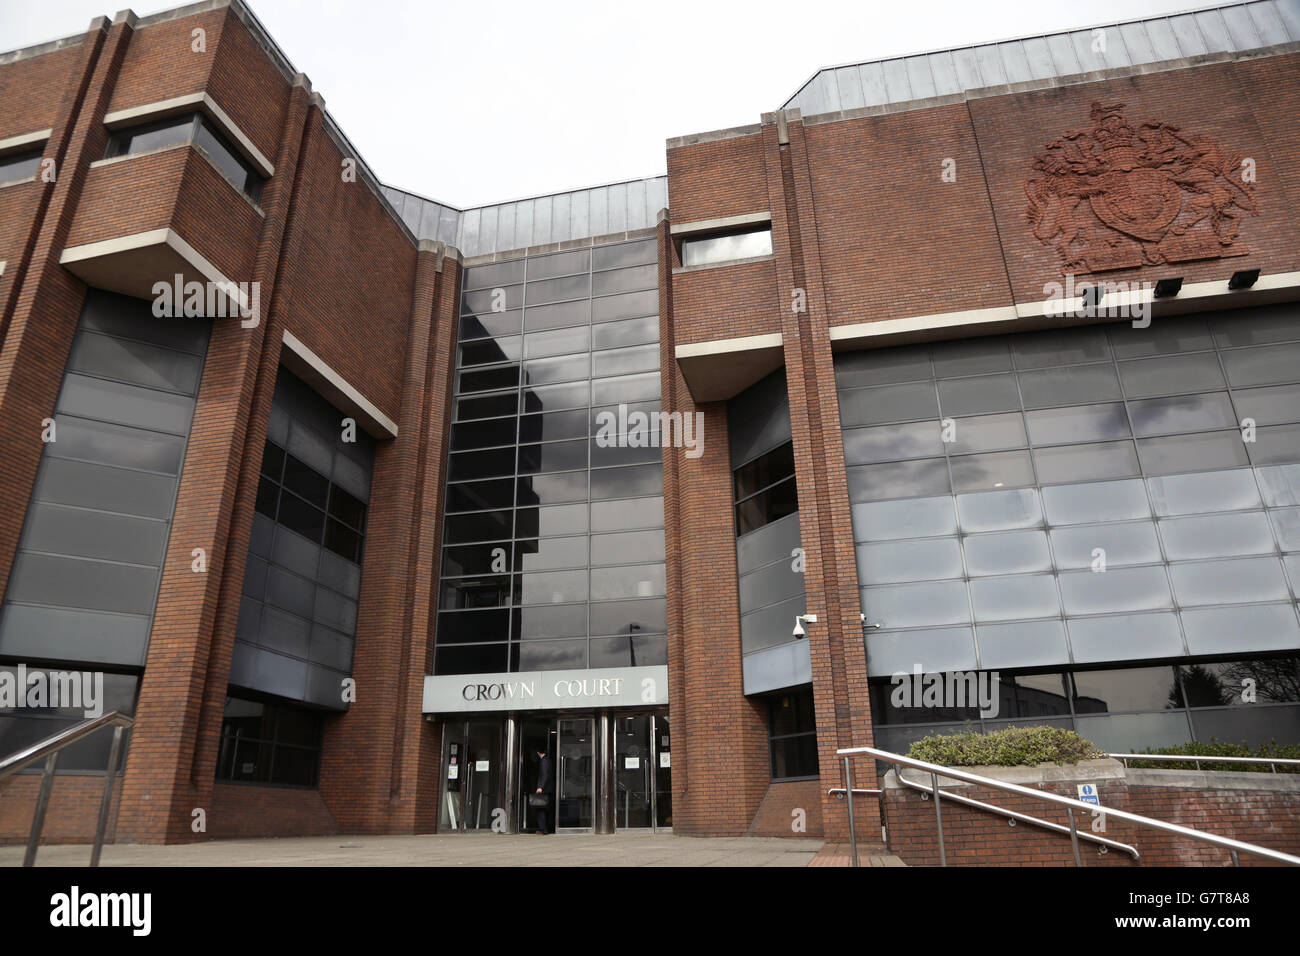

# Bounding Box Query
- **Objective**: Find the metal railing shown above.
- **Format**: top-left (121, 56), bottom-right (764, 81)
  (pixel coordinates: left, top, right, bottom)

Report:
top-left (834, 744), bottom-right (1300, 869)
top-left (886, 768), bottom-right (1141, 860)
top-left (0, 711), bottom-right (134, 867)
top-left (1109, 753), bottom-right (1300, 774)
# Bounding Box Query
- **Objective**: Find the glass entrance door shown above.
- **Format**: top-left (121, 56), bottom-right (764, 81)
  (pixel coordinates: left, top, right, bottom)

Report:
top-left (439, 719), bottom-right (504, 832)
top-left (614, 715), bottom-right (653, 828)
top-left (654, 715), bottom-right (671, 830)
top-left (556, 717), bottom-right (594, 831)
top-left (518, 717), bottom-right (553, 833)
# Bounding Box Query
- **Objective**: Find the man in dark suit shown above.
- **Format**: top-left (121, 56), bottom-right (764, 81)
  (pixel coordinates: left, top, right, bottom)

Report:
top-left (534, 748), bottom-right (553, 834)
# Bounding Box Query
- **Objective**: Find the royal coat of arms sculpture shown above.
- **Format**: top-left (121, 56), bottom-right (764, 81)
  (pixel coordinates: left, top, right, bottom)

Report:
top-left (1025, 102), bottom-right (1258, 274)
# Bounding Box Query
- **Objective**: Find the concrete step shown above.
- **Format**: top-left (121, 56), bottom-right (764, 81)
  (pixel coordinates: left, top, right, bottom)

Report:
top-left (808, 842), bottom-right (907, 867)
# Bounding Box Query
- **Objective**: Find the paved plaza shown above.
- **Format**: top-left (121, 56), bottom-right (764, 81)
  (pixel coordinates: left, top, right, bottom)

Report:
top-left (0, 832), bottom-right (899, 867)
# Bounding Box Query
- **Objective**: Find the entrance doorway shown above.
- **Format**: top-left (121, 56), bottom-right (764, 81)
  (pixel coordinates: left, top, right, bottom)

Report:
top-left (438, 719), bottom-right (505, 832)
top-left (441, 709), bottom-right (670, 834)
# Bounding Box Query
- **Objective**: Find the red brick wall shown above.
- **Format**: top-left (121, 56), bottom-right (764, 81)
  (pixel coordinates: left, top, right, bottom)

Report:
top-left (104, 10), bottom-right (225, 120)
top-left (0, 6), bottom-right (431, 846)
top-left (0, 43), bottom-right (85, 141)
top-left (883, 770), bottom-right (1300, 867)
top-left (659, 215), bottom-right (771, 836)
top-left (0, 181), bottom-right (41, 267)
top-left (671, 257), bottom-right (782, 345)
top-left (66, 146), bottom-right (263, 282)
top-left (747, 779), bottom-right (825, 838)
top-left (208, 782), bottom-right (338, 839)
top-left (969, 58), bottom-right (1300, 306)
top-left (803, 104), bottom-right (1012, 325)
top-left (206, 7), bottom-right (291, 163)
top-left (667, 133), bottom-right (768, 225)
top-left (0, 774), bottom-right (121, 847)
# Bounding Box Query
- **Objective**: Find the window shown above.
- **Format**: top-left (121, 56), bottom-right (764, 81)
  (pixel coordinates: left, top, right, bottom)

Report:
top-left (256, 438), bottom-right (367, 562)
top-left (867, 656), bottom-right (1300, 755)
top-left (769, 688), bottom-right (819, 779)
top-left (734, 441), bottom-right (798, 535)
top-left (105, 113), bottom-right (264, 202)
top-left (0, 666), bottom-right (138, 774)
top-left (0, 147), bottom-right (42, 184)
top-left (681, 226), bottom-right (773, 267)
top-left (216, 694), bottom-right (323, 787)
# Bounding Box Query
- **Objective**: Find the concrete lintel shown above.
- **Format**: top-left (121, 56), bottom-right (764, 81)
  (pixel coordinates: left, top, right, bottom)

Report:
top-left (669, 210), bottom-right (770, 238)
top-left (675, 332), bottom-right (785, 403)
top-left (0, 129), bottom-right (53, 153)
top-left (280, 329), bottom-right (398, 439)
top-left (103, 91), bottom-right (275, 178)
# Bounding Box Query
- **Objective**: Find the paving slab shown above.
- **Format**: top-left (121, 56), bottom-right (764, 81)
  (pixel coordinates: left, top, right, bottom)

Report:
top-left (0, 833), bottom-right (826, 867)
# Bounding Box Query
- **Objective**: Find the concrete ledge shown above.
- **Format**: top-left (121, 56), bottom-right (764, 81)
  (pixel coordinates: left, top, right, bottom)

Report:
top-left (60, 227), bottom-right (251, 312)
top-left (673, 253), bottom-right (775, 276)
top-left (279, 329), bottom-right (398, 439)
top-left (830, 271), bottom-right (1300, 351)
top-left (1128, 767), bottom-right (1300, 793)
top-left (670, 210), bottom-right (770, 237)
top-left (675, 332), bottom-right (785, 403)
top-left (886, 757), bottom-right (1126, 790)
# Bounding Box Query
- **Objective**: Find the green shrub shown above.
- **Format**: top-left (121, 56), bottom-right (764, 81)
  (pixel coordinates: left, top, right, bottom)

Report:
top-left (1125, 739), bottom-right (1300, 774)
top-left (907, 725), bottom-right (1105, 767)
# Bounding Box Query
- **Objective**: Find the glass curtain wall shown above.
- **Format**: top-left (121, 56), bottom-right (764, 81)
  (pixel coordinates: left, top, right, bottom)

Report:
top-left (835, 304), bottom-right (1300, 753)
top-left (436, 238), bottom-right (667, 675)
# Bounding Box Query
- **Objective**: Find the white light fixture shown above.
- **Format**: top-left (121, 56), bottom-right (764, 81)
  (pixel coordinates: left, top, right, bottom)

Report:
top-left (860, 612), bottom-right (883, 629)
top-left (792, 613), bottom-right (818, 638)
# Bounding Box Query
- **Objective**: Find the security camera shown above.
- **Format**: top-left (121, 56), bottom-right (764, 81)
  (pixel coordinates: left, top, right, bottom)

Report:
top-left (792, 613), bottom-right (818, 638)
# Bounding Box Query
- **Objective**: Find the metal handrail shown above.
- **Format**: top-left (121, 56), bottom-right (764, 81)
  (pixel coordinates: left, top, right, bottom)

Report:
top-left (1109, 752), bottom-right (1300, 773)
top-left (836, 744), bottom-right (1300, 869)
top-left (888, 769), bottom-right (1141, 860)
top-left (0, 711), bottom-right (134, 867)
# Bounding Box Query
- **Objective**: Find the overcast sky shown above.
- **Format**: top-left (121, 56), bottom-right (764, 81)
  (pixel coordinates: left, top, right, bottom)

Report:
top-left (2, 0), bottom-right (1232, 207)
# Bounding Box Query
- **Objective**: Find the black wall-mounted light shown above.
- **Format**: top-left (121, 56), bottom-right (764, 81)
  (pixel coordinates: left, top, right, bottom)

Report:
top-left (1154, 277), bottom-right (1184, 298)
top-left (1229, 268), bottom-right (1261, 290)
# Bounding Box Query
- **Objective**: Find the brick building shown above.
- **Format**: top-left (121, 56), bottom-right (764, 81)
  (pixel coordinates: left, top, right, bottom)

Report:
top-left (1, 0), bottom-right (1298, 846)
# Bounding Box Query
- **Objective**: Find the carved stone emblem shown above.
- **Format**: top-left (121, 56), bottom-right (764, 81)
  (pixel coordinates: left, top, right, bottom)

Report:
top-left (1025, 102), bottom-right (1258, 273)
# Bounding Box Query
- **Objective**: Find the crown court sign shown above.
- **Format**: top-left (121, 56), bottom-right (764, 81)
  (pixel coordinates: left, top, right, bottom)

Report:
top-left (422, 664), bottom-right (669, 714)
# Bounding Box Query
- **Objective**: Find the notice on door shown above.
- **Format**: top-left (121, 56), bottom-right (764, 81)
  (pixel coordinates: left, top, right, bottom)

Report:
top-left (659, 752), bottom-right (670, 768)
top-left (475, 760), bottom-right (490, 772)
top-left (624, 756), bottom-right (640, 769)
